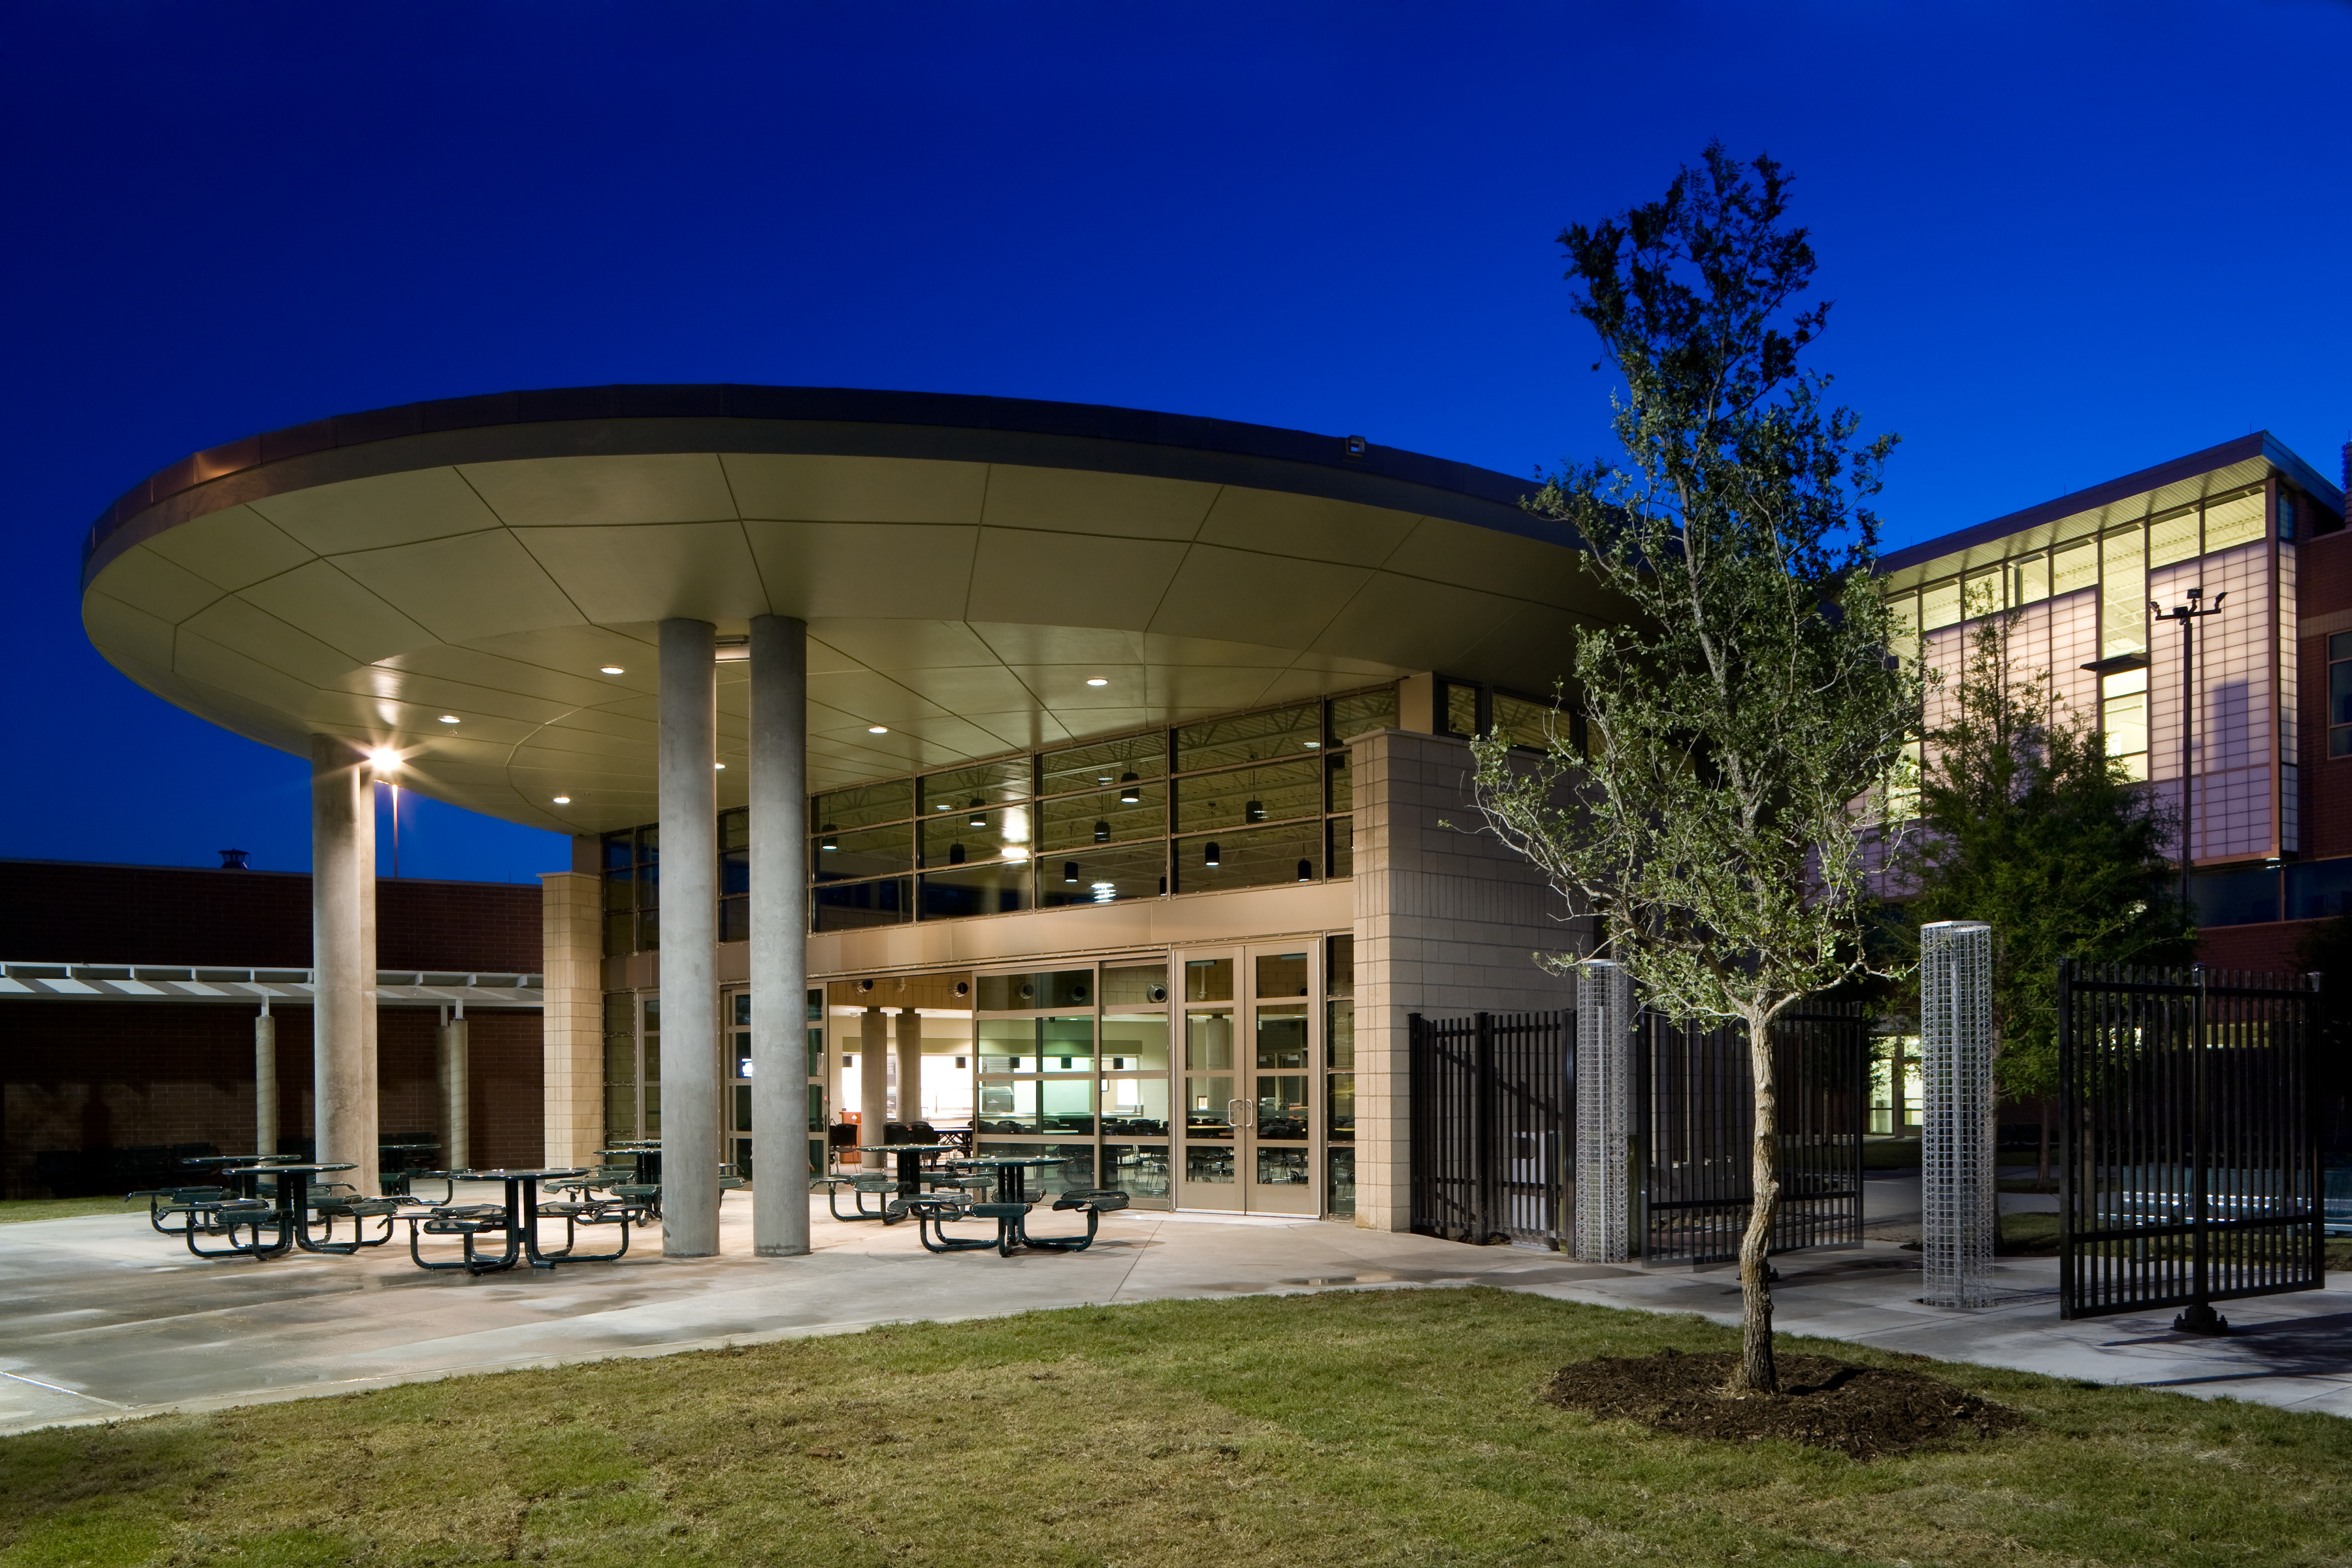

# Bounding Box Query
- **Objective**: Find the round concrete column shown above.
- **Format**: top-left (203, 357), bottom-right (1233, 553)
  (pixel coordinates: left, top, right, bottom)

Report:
top-left (896, 1007), bottom-right (923, 1128)
top-left (859, 1007), bottom-right (889, 1169)
top-left (254, 1007), bottom-right (278, 1156)
top-left (437, 1012), bottom-right (471, 1171)
top-left (310, 735), bottom-right (376, 1189)
top-left (749, 613), bottom-right (809, 1256)
top-left (659, 617), bottom-right (721, 1257)
top-left (359, 768), bottom-right (380, 1192)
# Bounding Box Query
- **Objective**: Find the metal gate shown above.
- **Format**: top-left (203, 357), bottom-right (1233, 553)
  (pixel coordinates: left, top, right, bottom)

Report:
top-left (2058, 962), bottom-right (2325, 1321)
top-left (1407, 1001), bottom-right (1864, 1259)
top-left (1639, 1004), bottom-right (1868, 1265)
top-left (1407, 1011), bottom-right (1567, 1245)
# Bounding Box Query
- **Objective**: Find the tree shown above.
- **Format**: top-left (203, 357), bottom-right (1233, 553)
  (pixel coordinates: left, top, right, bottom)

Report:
top-left (1471, 146), bottom-right (1914, 1395)
top-left (1898, 607), bottom-right (2191, 1187)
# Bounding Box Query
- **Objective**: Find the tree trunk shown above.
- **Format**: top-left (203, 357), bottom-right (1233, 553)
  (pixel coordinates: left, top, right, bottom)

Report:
top-left (1725, 1005), bottom-right (1780, 1395)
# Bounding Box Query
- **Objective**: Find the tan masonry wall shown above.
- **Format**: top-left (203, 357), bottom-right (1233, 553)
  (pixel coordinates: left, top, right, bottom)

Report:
top-left (539, 870), bottom-right (605, 1167)
top-left (1350, 729), bottom-right (1590, 1233)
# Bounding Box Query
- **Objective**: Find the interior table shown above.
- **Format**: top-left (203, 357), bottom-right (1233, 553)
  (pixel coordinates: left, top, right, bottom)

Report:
top-left (849, 1143), bottom-right (965, 1201)
top-left (951, 1154), bottom-right (1066, 1205)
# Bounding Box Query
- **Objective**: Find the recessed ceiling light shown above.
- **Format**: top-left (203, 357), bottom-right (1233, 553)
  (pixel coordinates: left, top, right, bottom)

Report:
top-left (552, 795), bottom-right (571, 804)
top-left (1085, 677), bottom-right (1109, 687)
top-left (600, 665), bottom-right (625, 675)
top-left (868, 725), bottom-right (889, 734)
top-left (438, 714), bottom-right (460, 724)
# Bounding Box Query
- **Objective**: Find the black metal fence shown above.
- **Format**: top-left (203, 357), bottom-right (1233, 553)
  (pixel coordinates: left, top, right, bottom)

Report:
top-left (2059, 962), bottom-right (2325, 1322)
top-left (1408, 1011), bottom-right (1567, 1246)
top-left (1640, 1004), bottom-right (1868, 1265)
top-left (1408, 1001), bottom-right (1865, 1260)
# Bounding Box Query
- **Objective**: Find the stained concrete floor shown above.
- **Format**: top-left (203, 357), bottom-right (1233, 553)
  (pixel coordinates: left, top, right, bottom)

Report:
top-left (3, 1177), bottom-right (2346, 1437)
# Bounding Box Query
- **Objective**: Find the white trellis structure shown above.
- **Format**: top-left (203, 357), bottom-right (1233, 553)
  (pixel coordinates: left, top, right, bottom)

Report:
top-left (1919, 920), bottom-right (1997, 1307)
top-left (1574, 959), bottom-right (1634, 1262)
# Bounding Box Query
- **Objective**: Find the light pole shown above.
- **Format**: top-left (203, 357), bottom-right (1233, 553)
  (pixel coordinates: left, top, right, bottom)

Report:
top-left (2153, 585), bottom-right (2227, 1337)
top-left (2153, 587), bottom-right (2225, 921)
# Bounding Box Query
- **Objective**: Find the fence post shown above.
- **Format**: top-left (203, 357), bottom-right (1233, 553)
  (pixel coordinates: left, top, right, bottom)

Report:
top-left (1921, 921), bottom-right (1996, 1308)
top-left (2057, 959), bottom-right (2075, 1318)
top-left (1574, 961), bottom-right (1633, 1262)
top-left (1473, 1013), bottom-right (1495, 1242)
top-left (2175, 966), bottom-right (2228, 1333)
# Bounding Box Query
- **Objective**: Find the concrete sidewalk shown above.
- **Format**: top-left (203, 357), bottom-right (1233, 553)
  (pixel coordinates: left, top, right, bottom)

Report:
top-left (3, 1188), bottom-right (2346, 1437)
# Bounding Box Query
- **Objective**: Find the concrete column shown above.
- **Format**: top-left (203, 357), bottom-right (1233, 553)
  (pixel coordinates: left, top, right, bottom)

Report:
top-left (896, 1007), bottom-right (923, 1126)
top-left (437, 1011), bottom-right (471, 1170)
top-left (659, 617), bottom-right (721, 1257)
top-left (254, 1007), bottom-right (278, 1156)
top-left (858, 1006), bottom-right (888, 1169)
top-left (749, 613), bottom-right (810, 1256)
top-left (538, 869), bottom-right (606, 1166)
top-left (310, 735), bottom-right (376, 1189)
top-left (359, 772), bottom-right (380, 1193)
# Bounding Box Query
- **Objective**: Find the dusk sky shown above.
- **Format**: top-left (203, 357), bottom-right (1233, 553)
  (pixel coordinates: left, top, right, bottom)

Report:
top-left (5, 3), bottom-right (2346, 885)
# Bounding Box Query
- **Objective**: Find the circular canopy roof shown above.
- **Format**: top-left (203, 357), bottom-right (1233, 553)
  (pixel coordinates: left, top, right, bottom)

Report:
top-left (80, 385), bottom-right (1605, 834)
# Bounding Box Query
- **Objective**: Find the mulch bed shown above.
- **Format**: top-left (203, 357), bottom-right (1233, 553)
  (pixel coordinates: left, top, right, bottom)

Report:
top-left (1541, 1348), bottom-right (2025, 1460)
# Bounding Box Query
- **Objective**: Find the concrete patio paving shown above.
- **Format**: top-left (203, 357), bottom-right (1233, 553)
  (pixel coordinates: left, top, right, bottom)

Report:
top-left (3, 1179), bottom-right (2346, 1438)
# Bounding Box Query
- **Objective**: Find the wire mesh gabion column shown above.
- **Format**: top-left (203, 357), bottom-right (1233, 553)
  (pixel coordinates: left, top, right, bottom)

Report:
top-left (1574, 960), bottom-right (1634, 1262)
top-left (1919, 920), bottom-right (1997, 1308)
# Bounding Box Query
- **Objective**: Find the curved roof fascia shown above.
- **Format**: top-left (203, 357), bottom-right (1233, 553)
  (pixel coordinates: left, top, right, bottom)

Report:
top-left (78, 385), bottom-right (1611, 833)
top-left (83, 384), bottom-right (1570, 591)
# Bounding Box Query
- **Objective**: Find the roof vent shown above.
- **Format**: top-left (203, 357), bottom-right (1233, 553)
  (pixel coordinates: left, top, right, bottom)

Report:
top-left (218, 849), bottom-right (250, 870)
top-left (1343, 435), bottom-right (1367, 459)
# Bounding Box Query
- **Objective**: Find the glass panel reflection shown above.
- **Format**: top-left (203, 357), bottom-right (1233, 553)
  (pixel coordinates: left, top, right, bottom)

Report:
top-left (1177, 821), bottom-right (1320, 894)
top-left (1174, 757), bottom-right (1321, 833)
top-left (813, 823), bottom-right (912, 882)
top-left (977, 1077), bottom-right (1094, 1134)
top-left (1186, 1009), bottom-right (1234, 1070)
top-left (812, 781), bottom-right (913, 832)
top-left (1039, 732), bottom-right (1168, 797)
top-left (1037, 784), bottom-right (1166, 850)
top-left (1185, 1074), bottom-right (1235, 1139)
top-left (976, 971), bottom-right (1094, 1011)
top-left (1328, 1071), bottom-right (1354, 1142)
top-left (1100, 1075), bottom-right (1168, 1137)
top-left (1175, 704), bottom-right (1321, 772)
top-left (1101, 963), bottom-right (1169, 1007)
top-left (1255, 953), bottom-right (1309, 998)
top-left (1256, 1005), bottom-right (1307, 1070)
top-left (1184, 957), bottom-right (1233, 1002)
top-left (1037, 841), bottom-right (1166, 907)
top-left (1331, 685), bottom-right (1397, 740)
top-left (1256, 1073), bottom-right (1310, 1140)
top-left (917, 863), bottom-right (1031, 919)
top-left (1103, 1143), bottom-right (1171, 1205)
top-left (1257, 1145), bottom-right (1312, 1186)
top-left (1185, 1144), bottom-right (1236, 1185)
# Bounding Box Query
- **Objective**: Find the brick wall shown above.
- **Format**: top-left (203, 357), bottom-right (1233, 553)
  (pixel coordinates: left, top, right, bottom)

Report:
top-left (1, 1003), bottom-right (542, 1197)
top-left (0, 860), bottom-right (543, 971)
top-left (0, 859), bottom-right (547, 1196)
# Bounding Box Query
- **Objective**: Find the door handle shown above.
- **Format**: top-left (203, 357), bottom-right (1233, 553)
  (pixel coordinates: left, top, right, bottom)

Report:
top-left (1226, 1097), bottom-right (1249, 1132)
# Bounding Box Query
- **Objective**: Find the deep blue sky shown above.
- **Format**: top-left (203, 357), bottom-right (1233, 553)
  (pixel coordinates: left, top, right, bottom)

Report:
top-left (5, 3), bottom-right (2345, 884)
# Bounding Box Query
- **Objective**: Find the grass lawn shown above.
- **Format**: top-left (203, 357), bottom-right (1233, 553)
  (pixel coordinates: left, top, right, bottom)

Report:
top-left (3, 1289), bottom-right (2348, 1567)
top-left (0, 1196), bottom-right (133, 1225)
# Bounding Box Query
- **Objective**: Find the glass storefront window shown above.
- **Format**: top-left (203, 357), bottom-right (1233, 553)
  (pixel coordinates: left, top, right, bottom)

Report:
top-left (976, 970), bottom-right (1094, 1011)
top-left (2204, 490), bottom-right (2266, 552)
top-left (1185, 1009), bottom-right (1235, 1069)
top-left (919, 758), bottom-right (1032, 810)
top-left (918, 862), bottom-right (1030, 919)
top-left (813, 780), bottom-right (913, 832)
top-left (2149, 508), bottom-right (2200, 568)
top-left (2051, 540), bottom-right (2099, 596)
top-left (813, 823), bottom-right (912, 882)
top-left (1036, 783), bottom-right (1166, 851)
top-left (919, 806), bottom-right (1032, 867)
top-left (2101, 668), bottom-right (2149, 779)
top-left (812, 877), bottom-right (910, 931)
top-left (1176, 820), bottom-right (1320, 894)
top-left (2007, 555), bottom-right (2049, 606)
top-left (1103, 1143), bottom-right (1172, 1205)
top-left (1256, 952), bottom-right (1309, 998)
top-left (1173, 757), bottom-right (1321, 834)
top-left (1039, 732), bottom-right (1168, 798)
top-left (1920, 580), bottom-right (1961, 630)
top-left (1331, 685), bottom-right (1397, 741)
top-left (1101, 962), bottom-right (1169, 1008)
top-left (2100, 526), bottom-right (2147, 657)
top-left (1037, 841), bottom-right (1166, 907)
top-left (1175, 703), bottom-right (1322, 772)
top-left (2330, 632), bottom-right (2352, 759)
top-left (1184, 956), bottom-right (1233, 1002)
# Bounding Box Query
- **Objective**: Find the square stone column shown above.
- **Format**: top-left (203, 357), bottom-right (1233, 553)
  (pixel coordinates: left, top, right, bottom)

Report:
top-left (539, 870), bottom-right (604, 1168)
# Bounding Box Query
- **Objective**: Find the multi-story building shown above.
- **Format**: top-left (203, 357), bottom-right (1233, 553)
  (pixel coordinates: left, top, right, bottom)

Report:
top-left (1878, 433), bottom-right (2348, 972)
top-left (72, 386), bottom-right (1603, 1232)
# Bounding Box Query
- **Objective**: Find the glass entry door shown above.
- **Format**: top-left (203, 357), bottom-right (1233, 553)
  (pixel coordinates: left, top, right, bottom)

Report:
top-left (725, 988), bottom-right (753, 1181)
top-left (1177, 945), bottom-right (1319, 1215)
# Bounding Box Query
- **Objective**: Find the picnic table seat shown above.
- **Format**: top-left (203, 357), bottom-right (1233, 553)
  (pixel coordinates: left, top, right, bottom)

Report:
top-left (164, 1195), bottom-right (287, 1258)
top-left (912, 1195), bottom-right (1034, 1256)
top-left (818, 1172), bottom-right (897, 1222)
top-left (126, 1183), bottom-right (233, 1235)
top-left (404, 1203), bottom-right (518, 1273)
top-left (301, 1191), bottom-right (404, 1253)
top-left (1021, 1188), bottom-right (1130, 1253)
top-left (532, 1196), bottom-right (635, 1262)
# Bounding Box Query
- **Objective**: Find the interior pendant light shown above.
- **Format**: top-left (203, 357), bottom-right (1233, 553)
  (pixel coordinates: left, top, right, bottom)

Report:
top-left (1296, 858), bottom-right (1313, 882)
top-left (1245, 798), bottom-right (1265, 823)
top-left (948, 841), bottom-right (966, 866)
top-left (968, 796), bottom-right (985, 828)
top-left (1119, 772), bottom-right (1141, 804)
top-left (819, 823), bottom-right (838, 851)
top-left (1203, 841), bottom-right (1220, 868)
top-left (1092, 819), bottom-right (1111, 843)
top-left (1063, 860), bottom-right (1080, 885)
